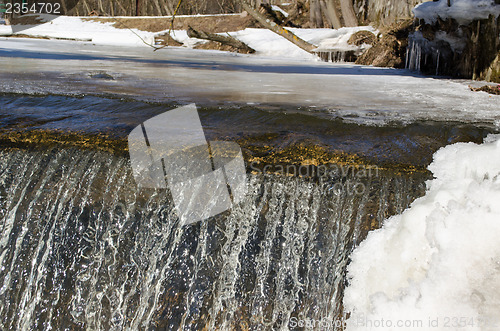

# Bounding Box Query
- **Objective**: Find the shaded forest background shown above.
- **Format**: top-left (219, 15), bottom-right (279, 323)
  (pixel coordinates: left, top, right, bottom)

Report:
top-left (67, 0), bottom-right (424, 28)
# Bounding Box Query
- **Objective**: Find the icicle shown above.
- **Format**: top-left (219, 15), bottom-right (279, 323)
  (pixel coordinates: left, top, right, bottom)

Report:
top-left (406, 46), bottom-right (410, 69)
top-left (436, 50), bottom-right (440, 76)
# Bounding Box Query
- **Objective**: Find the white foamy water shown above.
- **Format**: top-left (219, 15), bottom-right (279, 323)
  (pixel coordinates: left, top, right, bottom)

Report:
top-left (0, 146), bottom-right (425, 329)
top-left (344, 135), bottom-right (500, 330)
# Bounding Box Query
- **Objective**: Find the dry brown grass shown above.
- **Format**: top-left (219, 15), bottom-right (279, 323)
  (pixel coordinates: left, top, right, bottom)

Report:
top-left (83, 14), bottom-right (257, 33)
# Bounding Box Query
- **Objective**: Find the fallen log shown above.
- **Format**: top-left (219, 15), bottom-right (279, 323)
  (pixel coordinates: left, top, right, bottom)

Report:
top-left (259, 3), bottom-right (285, 26)
top-left (187, 26), bottom-right (255, 54)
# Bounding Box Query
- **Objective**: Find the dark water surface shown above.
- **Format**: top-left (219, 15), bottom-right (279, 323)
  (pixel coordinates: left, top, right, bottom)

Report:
top-left (0, 93), bottom-right (493, 168)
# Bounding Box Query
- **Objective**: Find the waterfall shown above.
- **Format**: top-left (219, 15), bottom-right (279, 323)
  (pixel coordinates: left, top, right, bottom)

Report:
top-left (316, 50), bottom-right (357, 63)
top-left (0, 146), bottom-right (427, 330)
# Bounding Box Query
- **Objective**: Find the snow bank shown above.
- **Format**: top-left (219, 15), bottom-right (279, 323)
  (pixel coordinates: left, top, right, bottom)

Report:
top-left (0, 15), bottom-right (155, 46)
top-left (168, 29), bottom-right (208, 48)
top-left (231, 26), bottom-right (377, 59)
top-left (344, 135), bottom-right (500, 330)
top-left (310, 26), bottom-right (377, 52)
top-left (414, 0), bottom-right (500, 25)
top-left (230, 28), bottom-right (315, 59)
top-left (0, 15), bottom-right (377, 60)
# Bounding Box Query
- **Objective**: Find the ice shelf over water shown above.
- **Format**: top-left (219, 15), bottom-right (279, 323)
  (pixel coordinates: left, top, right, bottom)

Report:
top-left (0, 38), bottom-right (499, 127)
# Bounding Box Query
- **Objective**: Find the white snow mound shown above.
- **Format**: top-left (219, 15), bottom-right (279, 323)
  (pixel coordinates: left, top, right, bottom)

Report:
top-left (414, 0), bottom-right (500, 25)
top-left (344, 134), bottom-right (500, 331)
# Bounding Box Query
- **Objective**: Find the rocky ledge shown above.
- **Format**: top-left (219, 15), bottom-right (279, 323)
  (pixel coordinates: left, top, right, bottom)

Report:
top-left (357, 3), bottom-right (500, 83)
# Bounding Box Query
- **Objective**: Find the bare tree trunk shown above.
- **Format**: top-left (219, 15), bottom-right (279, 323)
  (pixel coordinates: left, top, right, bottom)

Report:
top-left (323, 0), bottom-right (342, 29)
top-left (82, 0), bottom-right (91, 15)
top-left (97, 0), bottom-right (105, 15)
top-left (116, 0), bottom-right (127, 15)
top-left (237, 0), bottom-right (315, 52)
top-left (60, 0), bottom-right (68, 14)
top-left (152, 0), bottom-right (163, 16)
top-left (309, 0), bottom-right (323, 28)
top-left (4, 13), bottom-right (11, 26)
top-left (136, 0), bottom-right (141, 15)
top-left (339, 0), bottom-right (357, 26)
top-left (163, 0), bottom-right (175, 16)
top-left (319, 1), bottom-right (329, 27)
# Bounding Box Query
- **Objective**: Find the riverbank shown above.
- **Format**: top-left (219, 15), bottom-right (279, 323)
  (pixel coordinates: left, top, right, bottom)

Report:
top-left (1, 37), bottom-right (498, 123)
top-left (0, 14), bottom-right (376, 60)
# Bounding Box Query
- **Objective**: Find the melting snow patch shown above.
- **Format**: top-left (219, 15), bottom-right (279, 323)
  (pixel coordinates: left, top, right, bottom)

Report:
top-left (414, 0), bottom-right (500, 25)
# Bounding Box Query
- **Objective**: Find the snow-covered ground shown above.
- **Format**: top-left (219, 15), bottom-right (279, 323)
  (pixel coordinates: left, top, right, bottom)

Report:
top-left (0, 15), bottom-right (375, 60)
top-left (414, 0), bottom-right (500, 25)
top-left (344, 134), bottom-right (500, 330)
top-left (0, 15), bottom-right (156, 46)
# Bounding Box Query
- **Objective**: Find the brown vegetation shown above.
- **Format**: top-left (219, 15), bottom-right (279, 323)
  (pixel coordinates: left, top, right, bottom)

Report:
top-left (187, 25), bottom-right (255, 53)
top-left (355, 19), bottom-right (413, 68)
top-left (348, 30), bottom-right (377, 46)
top-left (469, 84), bottom-right (500, 95)
top-left (69, 0), bottom-right (239, 16)
top-left (84, 14), bottom-right (257, 33)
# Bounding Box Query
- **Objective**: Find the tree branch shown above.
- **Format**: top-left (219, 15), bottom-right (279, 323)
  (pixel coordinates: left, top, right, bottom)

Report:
top-left (236, 0), bottom-right (315, 53)
top-left (187, 26), bottom-right (256, 53)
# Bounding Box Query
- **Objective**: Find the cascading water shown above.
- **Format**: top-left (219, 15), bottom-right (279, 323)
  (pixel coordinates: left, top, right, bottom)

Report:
top-left (316, 50), bottom-right (357, 63)
top-left (0, 146), bottom-right (427, 330)
top-left (0, 92), bottom-right (494, 330)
